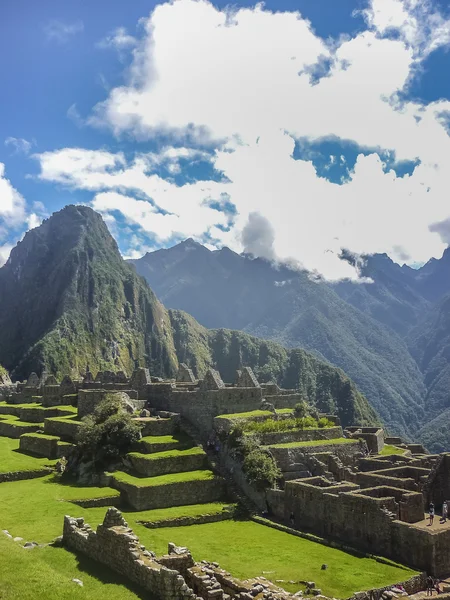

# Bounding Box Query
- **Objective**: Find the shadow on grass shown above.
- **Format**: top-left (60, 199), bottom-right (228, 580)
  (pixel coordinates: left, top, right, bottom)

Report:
top-left (72, 549), bottom-right (155, 600)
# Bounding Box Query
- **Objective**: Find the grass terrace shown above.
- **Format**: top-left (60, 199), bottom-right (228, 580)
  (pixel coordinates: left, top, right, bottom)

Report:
top-left (216, 408), bottom-right (294, 420)
top-left (0, 438), bottom-right (57, 473)
top-left (111, 469), bottom-right (216, 487)
top-left (128, 447), bottom-right (205, 462)
top-left (267, 437), bottom-right (359, 449)
top-left (0, 475), bottom-right (120, 542)
top-left (134, 520), bottom-right (418, 599)
top-left (379, 444), bottom-right (408, 456)
top-left (131, 502), bottom-right (236, 523)
top-left (0, 534), bottom-right (143, 600)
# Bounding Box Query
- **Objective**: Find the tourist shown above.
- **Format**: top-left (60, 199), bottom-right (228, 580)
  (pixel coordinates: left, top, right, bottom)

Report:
top-left (442, 501), bottom-right (448, 523)
top-left (429, 502), bottom-right (435, 526)
top-left (289, 511), bottom-right (295, 527)
top-left (427, 575), bottom-right (434, 596)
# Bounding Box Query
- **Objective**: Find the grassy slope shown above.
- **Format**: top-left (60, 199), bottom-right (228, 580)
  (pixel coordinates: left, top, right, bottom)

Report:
top-left (0, 536), bottom-right (143, 600)
top-left (135, 520), bottom-right (417, 599)
top-left (0, 475), bottom-right (119, 542)
top-left (111, 469), bottom-right (216, 487)
top-left (379, 444), bottom-right (407, 456)
top-left (0, 470), bottom-right (416, 599)
top-left (267, 438), bottom-right (358, 449)
top-left (0, 438), bottom-right (57, 472)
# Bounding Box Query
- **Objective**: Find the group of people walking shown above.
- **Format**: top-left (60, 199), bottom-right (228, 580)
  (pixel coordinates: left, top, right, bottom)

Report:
top-left (428, 501), bottom-right (448, 526)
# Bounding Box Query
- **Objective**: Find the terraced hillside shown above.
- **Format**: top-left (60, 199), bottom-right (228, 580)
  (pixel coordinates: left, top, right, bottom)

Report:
top-left (0, 396), bottom-right (416, 600)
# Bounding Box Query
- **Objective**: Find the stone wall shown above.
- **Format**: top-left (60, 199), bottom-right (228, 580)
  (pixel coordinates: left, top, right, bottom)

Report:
top-left (149, 384), bottom-right (305, 435)
top-left (113, 476), bottom-right (226, 511)
top-left (63, 508), bottom-right (296, 600)
top-left (0, 420), bottom-right (41, 438)
top-left (268, 440), bottom-right (362, 472)
top-left (43, 416), bottom-right (81, 440)
top-left (346, 427), bottom-right (385, 453)
top-left (19, 433), bottom-right (59, 459)
top-left (257, 426), bottom-right (343, 446)
top-left (0, 467), bottom-right (52, 483)
top-left (125, 450), bottom-right (207, 477)
top-left (356, 466), bottom-right (430, 492)
top-left (63, 510), bottom-right (199, 600)
top-left (139, 414), bottom-right (180, 436)
top-left (266, 476), bottom-right (450, 577)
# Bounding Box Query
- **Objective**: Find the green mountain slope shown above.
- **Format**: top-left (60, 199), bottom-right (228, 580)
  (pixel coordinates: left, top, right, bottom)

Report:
top-left (0, 205), bottom-right (375, 428)
top-left (333, 253), bottom-right (430, 336)
top-left (0, 205), bottom-right (178, 380)
top-left (408, 294), bottom-right (450, 431)
top-left (131, 242), bottom-right (425, 436)
top-left (169, 310), bottom-right (379, 427)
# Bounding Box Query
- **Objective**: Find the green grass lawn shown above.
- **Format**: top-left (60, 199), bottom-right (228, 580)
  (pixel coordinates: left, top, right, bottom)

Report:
top-left (0, 415), bottom-right (43, 427)
top-left (268, 438), bottom-right (358, 449)
top-left (0, 473), bottom-right (416, 599)
top-left (0, 535), bottom-right (144, 600)
top-left (0, 438), bottom-right (57, 473)
top-left (127, 447), bottom-right (205, 461)
top-left (111, 469), bottom-right (216, 487)
top-left (0, 475), bottom-right (120, 542)
top-left (131, 520), bottom-right (416, 598)
top-left (379, 444), bottom-right (407, 456)
top-left (216, 408), bottom-right (294, 420)
top-left (130, 502), bottom-right (235, 522)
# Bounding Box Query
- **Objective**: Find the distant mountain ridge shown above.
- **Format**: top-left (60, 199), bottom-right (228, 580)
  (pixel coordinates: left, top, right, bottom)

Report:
top-left (131, 239), bottom-right (450, 450)
top-left (0, 206), bottom-right (374, 428)
top-left (130, 241), bottom-right (426, 438)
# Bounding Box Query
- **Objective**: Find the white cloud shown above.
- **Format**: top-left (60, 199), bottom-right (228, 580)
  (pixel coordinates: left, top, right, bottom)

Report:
top-left (0, 164), bottom-right (47, 262)
top-left (44, 19), bottom-right (84, 43)
top-left (5, 137), bottom-right (33, 155)
top-left (0, 163), bottom-right (27, 229)
top-left (97, 27), bottom-right (137, 54)
top-left (363, 0), bottom-right (450, 57)
top-left (0, 244), bottom-right (13, 267)
top-left (34, 0), bottom-right (450, 280)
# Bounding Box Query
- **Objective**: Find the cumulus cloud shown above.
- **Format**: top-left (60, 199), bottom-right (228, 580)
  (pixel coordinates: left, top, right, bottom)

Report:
top-left (0, 164), bottom-right (45, 265)
top-left (0, 163), bottom-right (27, 228)
top-left (44, 19), bottom-right (84, 43)
top-left (241, 212), bottom-right (276, 260)
top-left (5, 137), bottom-right (34, 155)
top-left (34, 0), bottom-right (450, 279)
top-left (363, 0), bottom-right (450, 57)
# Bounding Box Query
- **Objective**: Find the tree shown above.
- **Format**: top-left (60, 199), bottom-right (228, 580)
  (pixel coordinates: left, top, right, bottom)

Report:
top-left (76, 394), bottom-right (142, 469)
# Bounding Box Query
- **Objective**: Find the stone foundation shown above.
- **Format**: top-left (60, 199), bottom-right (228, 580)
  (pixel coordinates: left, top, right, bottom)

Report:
top-left (113, 476), bottom-right (226, 511)
top-left (19, 433), bottom-right (60, 458)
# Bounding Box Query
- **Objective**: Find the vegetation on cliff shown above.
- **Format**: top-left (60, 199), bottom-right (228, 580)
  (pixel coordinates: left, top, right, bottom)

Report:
top-left (169, 310), bottom-right (378, 427)
top-left (0, 205), bottom-right (177, 380)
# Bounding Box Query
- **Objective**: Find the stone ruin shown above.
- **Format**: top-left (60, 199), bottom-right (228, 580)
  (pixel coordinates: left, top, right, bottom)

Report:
top-left (0, 364), bottom-right (305, 431)
top-left (63, 507), bottom-right (299, 600)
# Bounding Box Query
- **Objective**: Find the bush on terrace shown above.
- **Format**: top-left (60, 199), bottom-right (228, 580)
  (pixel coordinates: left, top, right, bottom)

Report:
top-left (76, 394), bottom-right (142, 469)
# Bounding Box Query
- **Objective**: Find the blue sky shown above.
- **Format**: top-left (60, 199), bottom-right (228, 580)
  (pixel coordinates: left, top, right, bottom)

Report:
top-left (2, 0), bottom-right (450, 279)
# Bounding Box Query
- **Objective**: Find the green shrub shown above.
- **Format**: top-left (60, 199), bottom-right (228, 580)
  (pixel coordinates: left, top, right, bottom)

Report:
top-left (240, 415), bottom-right (334, 434)
top-left (76, 394), bottom-right (142, 468)
top-left (242, 449), bottom-right (281, 491)
top-left (293, 401), bottom-right (311, 418)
